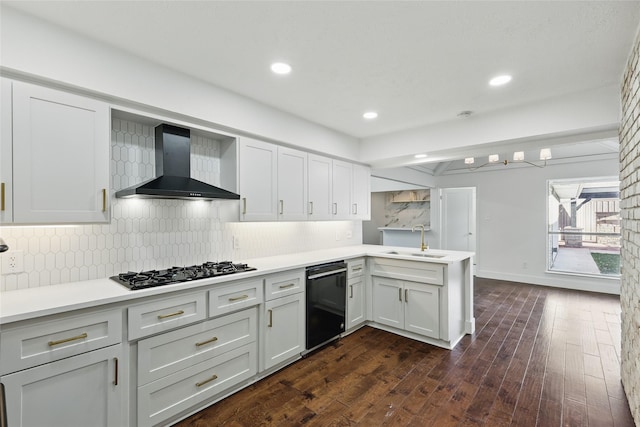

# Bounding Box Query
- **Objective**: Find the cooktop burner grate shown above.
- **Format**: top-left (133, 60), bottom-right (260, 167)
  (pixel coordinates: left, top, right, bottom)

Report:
top-left (111, 261), bottom-right (257, 290)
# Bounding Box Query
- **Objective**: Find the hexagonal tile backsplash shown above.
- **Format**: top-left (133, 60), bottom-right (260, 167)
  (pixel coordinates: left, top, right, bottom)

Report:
top-left (0, 118), bottom-right (361, 291)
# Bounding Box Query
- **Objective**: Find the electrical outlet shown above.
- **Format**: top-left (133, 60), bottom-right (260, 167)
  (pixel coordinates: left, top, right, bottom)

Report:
top-left (2, 250), bottom-right (24, 274)
top-left (335, 231), bottom-right (342, 241)
top-left (345, 230), bottom-right (353, 239)
top-left (233, 236), bottom-right (240, 249)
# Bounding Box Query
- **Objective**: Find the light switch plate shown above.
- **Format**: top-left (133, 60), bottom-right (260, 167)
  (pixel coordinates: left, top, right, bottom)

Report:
top-left (1, 250), bottom-right (24, 274)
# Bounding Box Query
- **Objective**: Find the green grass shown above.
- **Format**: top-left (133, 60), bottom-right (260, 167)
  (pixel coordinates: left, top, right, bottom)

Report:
top-left (590, 252), bottom-right (621, 275)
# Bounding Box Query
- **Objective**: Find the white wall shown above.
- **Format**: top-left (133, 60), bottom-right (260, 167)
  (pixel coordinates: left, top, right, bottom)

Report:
top-left (0, 6), bottom-right (359, 161)
top-left (432, 155), bottom-right (621, 294)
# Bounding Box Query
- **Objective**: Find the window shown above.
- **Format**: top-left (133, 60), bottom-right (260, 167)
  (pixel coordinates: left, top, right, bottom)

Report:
top-left (547, 177), bottom-right (621, 277)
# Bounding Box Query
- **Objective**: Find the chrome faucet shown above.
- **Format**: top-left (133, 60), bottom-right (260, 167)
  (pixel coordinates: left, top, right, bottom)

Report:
top-left (411, 225), bottom-right (428, 251)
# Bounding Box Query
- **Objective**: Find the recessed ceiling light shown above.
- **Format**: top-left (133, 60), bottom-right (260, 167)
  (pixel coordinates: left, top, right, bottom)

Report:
top-left (363, 111), bottom-right (378, 120)
top-left (414, 154), bottom-right (427, 159)
top-left (271, 62), bottom-right (292, 75)
top-left (489, 75), bottom-right (512, 86)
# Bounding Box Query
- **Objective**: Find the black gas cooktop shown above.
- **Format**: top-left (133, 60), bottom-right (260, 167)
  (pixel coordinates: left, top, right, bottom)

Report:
top-left (111, 261), bottom-right (257, 290)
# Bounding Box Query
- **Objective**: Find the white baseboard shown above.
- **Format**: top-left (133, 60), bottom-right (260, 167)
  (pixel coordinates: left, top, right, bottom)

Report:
top-left (475, 269), bottom-right (621, 295)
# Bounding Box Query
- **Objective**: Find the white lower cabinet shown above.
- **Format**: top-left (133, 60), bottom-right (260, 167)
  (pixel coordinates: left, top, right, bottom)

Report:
top-left (346, 258), bottom-right (366, 330)
top-left (137, 344), bottom-right (256, 427)
top-left (262, 292), bottom-right (305, 371)
top-left (372, 276), bottom-right (440, 339)
top-left (1, 344), bottom-right (124, 427)
top-left (135, 305), bottom-right (259, 427)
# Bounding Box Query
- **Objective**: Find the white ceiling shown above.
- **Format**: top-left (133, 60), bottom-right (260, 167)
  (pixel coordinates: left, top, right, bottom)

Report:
top-left (4, 0), bottom-right (640, 145)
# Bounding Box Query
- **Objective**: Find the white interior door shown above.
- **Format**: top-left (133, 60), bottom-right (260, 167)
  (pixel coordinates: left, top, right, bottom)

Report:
top-left (441, 187), bottom-right (476, 253)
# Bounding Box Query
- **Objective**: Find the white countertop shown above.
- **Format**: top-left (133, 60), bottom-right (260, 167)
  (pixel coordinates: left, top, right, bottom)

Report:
top-left (0, 245), bottom-right (473, 325)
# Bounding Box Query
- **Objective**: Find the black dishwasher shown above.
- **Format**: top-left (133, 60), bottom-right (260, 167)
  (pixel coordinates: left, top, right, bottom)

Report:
top-left (305, 261), bottom-right (348, 351)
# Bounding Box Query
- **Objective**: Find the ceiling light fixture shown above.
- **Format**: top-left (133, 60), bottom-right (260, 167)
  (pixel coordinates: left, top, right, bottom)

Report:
top-left (466, 148), bottom-right (552, 171)
top-left (414, 154), bottom-right (427, 159)
top-left (271, 62), bottom-right (292, 75)
top-left (489, 74), bottom-right (512, 86)
top-left (363, 111), bottom-right (378, 120)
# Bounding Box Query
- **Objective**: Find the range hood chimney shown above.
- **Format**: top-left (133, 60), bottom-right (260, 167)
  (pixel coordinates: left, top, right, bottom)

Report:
top-left (115, 124), bottom-right (240, 201)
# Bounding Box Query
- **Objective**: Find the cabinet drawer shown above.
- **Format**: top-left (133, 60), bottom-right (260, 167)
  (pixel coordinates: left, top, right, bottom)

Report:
top-left (138, 307), bottom-right (257, 385)
top-left (347, 258), bottom-right (365, 278)
top-left (0, 309), bottom-right (122, 375)
top-left (128, 292), bottom-right (207, 341)
top-left (209, 279), bottom-right (263, 317)
top-left (371, 257), bottom-right (444, 286)
top-left (137, 344), bottom-right (257, 427)
top-left (264, 269), bottom-right (304, 301)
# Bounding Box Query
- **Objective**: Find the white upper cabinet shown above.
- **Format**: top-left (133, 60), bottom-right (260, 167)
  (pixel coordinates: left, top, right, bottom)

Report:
top-left (307, 154), bottom-right (333, 220)
top-left (238, 137), bottom-right (278, 221)
top-left (277, 147), bottom-right (308, 221)
top-left (235, 136), bottom-right (370, 223)
top-left (1, 78), bottom-right (13, 223)
top-left (352, 164), bottom-right (371, 220)
top-left (331, 159), bottom-right (352, 220)
top-left (10, 81), bottom-right (110, 224)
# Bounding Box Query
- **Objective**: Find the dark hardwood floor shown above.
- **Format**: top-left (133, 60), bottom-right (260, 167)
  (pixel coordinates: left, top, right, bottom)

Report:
top-left (175, 278), bottom-right (635, 426)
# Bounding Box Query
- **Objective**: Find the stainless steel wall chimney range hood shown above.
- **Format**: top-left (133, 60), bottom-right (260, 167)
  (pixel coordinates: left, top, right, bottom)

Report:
top-left (115, 124), bottom-right (240, 201)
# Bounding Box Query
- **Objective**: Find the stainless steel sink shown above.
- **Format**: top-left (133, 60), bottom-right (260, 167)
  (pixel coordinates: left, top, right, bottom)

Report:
top-left (384, 251), bottom-right (445, 259)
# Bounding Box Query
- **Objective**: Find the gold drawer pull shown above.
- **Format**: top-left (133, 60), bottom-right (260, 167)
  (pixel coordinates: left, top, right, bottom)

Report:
top-left (48, 332), bottom-right (88, 347)
top-left (102, 188), bottom-right (107, 212)
top-left (352, 266), bottom-right (363, 271)
top-left (228, 294), bottom-right (248, 302)
top-left (350, 285), bottom-right (353, 298)
top-left (195, 336), bottom-right (219, 347)
top-left (279, 283), bottom-right (295, 289)
top-left (196, 374), bottom-right (218, 387)
top-left (157, 310), bottom-right (185, 320)
top-left (267, 309), bottom-right (273, 327)
top-left (1, 182), bottom-right (5, 211)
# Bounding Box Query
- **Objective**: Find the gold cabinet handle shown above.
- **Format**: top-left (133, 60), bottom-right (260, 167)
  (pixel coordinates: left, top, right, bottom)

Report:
top-left (309, 201), bottom-right (313, 215)
top-left (242, 198), bottom-right (247, 215)
top-left (352, 266), bottom-right (363, 272)
top-left (196, 374), bottom-right (218, 388)
top-left (279, 283), bottom-right (295, 289)
top-left (229, 294), bottom-right (248, 302)
top-left (195, 336), bottom-right (218, 347)
top-left (48, 332), bottom-right (88, 347)
top-left (267, 309), bottom-right (273, 327)
top-left (113, 357), bottom-right (119, 386)
top-left (157, 310), bottom-right (184, 320)
top-left (398, 288), bottom-right (402, 302)
top-left (405, 289), bottom-right (408, 303)
top-left (1, 182), bottom-right (5, 211)
top-left (279, 200), bottom-right (284, 215)
top-left (102, 188), bottom-right (106, 212)
top-left (349, 284), bottom-right (353, 298)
